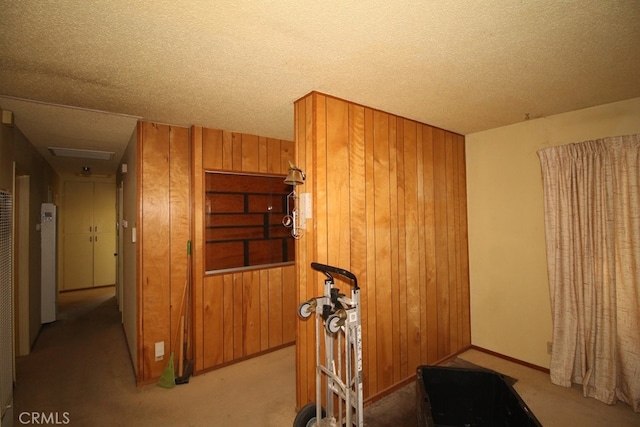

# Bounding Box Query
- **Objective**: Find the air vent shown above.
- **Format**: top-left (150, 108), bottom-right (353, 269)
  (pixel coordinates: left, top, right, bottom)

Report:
top-left (48, 147), bottom-right (114, 160)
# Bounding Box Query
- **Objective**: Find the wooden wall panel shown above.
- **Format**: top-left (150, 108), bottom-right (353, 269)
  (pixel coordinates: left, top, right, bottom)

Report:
top-left (222, 274), bottom-right (235, 362)
top-left (202, 128), bottom-right (223, 170)
top-left (268, 268), bottom-right (284, 347)
top-left (456, 134), bottom-right (471, 350)
top-left (138, 121), bottom-right (190, 383)
top-left (203, 275), bottom-right (224, 367)
top-left (139, 122), bottom-right (170, 381)
top-left (326, 97), bottom-right (350, 268)
top-left (388, 116), bottom-right (401, 385)
top-left (396, 121), bottom-right (409, 380)
top-left (243, 270), bottom-right (261, 355)
top-left (260, 269), bottom-right (270, 351)
top-left (169, 125), bottom-right (190, 364)
top-left (295, 96), bottom-right (313, 406)
top-left (373, 110), bottom-right (393, 391)
top-left (192, 125), bottom-right (205, 372)
top-left (192, 125), bottom-right (296, 374)
top-left (363, 106), bottom-right (377, 394)
top-left (422, 126), bottom-right (439, 364)
top-left (294, 92), bottom-right (470, 407)
top-left (403, 118), bottom-right (422, 377)
top-left (348, 103), bottom-right (368, 396)
top-left (266, 138), bottom-right (280, 173)
top-left (282, 264), bottom-right (297, 343)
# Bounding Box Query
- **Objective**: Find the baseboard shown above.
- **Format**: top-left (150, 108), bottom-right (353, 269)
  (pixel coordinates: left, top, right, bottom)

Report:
top-left (469, 345), bottom-right (550, 374)
top-left (193, 342), bottom-right (295, 377)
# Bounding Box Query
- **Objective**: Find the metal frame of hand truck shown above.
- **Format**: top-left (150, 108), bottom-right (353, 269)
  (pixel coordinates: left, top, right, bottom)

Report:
top-left (295, 262), bottom-right (363, 427)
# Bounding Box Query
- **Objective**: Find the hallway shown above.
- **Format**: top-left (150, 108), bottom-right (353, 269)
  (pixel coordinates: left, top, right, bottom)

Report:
top-left (13, 286), bottom-right (297, 426)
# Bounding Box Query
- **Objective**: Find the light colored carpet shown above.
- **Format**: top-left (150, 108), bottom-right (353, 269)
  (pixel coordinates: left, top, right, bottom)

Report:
top-left (457, 349), bottom-right (639, 427)
top-left (14, 287), bottom-right (297, 427)
top-left (14, 286), bottom-right (639, 426)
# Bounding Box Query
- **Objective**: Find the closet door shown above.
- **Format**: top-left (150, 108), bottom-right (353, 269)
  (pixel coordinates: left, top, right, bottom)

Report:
top-left (63, 181), bottom-right (94, 290)
top-left (93, 183), bottom-right (116, 286)
top-left (62, 181), bottom-right (116, 290)
top-left (63, 233), bottom-right (93, 290)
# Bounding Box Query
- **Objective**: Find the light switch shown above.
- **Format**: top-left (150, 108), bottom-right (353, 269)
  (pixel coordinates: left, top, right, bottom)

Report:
top-left (300, 193), bottom-right (312, 219)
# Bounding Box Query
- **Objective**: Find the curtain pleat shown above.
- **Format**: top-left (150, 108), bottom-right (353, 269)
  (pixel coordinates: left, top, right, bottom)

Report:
top-left (538, 134), bottom-right (640, 412)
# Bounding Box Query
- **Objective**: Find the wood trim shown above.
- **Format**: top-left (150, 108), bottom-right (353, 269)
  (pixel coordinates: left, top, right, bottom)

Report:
top-left (469, 345), bottom-right (551, 374)
top-left (136, 121), bottom-right (144, 383)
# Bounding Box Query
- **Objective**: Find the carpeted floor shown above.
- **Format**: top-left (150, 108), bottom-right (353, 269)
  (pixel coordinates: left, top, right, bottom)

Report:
top-left (13, 286), bottom-right (639, 426)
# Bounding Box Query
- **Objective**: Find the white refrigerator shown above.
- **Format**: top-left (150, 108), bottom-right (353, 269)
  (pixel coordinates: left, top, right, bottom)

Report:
top-left (41, 203), bottom-right (57, 323)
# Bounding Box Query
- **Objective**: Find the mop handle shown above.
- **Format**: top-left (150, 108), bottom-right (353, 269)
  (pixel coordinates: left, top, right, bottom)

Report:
top-left (311, 262), bottom-right (359, 290)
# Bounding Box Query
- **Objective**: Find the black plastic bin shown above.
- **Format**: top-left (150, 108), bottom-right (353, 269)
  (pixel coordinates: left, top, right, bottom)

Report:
top-left (416, 365), bottom-right (542, 427)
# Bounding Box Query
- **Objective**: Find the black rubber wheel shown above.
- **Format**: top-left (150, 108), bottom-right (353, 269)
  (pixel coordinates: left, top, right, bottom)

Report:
top-left (293, 402), bottom-right (326, 427)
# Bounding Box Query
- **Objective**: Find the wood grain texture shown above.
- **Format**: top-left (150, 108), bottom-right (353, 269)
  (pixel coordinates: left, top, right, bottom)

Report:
top-left (294, 92), bottom-right (470, 407)
top-left (192, 125), bottom-right (296, 373)
top-left (191, 125), bottom-right (205, 372)
top-left (138, 121), bottom-right (190, 381)
top-left (169, 125), bottom-right (190, 363)
top-left (294, 97), bottom-right (311, 406)
top-left (203, 275), bottom-right (224, 367)
top-left (140, 121), bottom-right (169, 380)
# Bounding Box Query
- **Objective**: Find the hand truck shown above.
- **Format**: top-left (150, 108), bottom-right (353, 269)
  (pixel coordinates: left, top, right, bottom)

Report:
top-left (293, 262), bottom-right (363, 427)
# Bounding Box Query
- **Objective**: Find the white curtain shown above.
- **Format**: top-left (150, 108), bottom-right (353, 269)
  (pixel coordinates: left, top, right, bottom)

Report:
top-left (538, 134), bottom-right (640, 412)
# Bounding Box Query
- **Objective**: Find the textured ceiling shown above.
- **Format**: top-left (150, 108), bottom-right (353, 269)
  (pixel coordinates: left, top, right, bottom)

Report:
top-left (1, 1), bottom-right (639, 176)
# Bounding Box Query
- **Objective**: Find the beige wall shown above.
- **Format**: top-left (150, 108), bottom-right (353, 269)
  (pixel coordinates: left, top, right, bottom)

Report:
top-left (0, 113), bottom-right (58, 353)
top-left (466, 97), bottom-right (640, 368)
top-left (119, 129), bottom-right (138, 373)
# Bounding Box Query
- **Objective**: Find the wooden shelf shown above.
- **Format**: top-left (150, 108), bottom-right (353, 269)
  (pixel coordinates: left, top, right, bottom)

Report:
top-left (205, 172), bottom-right (294, 272)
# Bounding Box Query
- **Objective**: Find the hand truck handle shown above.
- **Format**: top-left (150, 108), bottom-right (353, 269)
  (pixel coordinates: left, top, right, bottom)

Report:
top-left (311, 262), bottom-right (359, 290)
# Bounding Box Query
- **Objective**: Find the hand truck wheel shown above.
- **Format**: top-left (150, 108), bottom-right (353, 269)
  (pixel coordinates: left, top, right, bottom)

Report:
top-left (293, 402), bottom-right (326, 427)
top-left (298, 299), bottom-right (316, 319)
top-left (325, 313), bottom-right (342, 334)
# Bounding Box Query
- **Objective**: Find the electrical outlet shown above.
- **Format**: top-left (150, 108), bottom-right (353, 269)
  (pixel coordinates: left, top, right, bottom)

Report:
top-left (155, 341), bottom-right (164, 361)
top-left (547, 341), bottom-right (552, 354)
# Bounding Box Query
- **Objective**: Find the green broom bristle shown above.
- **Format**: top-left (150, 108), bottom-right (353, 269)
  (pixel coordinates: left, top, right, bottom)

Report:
top-left (157, 353), bottom-right (175, 389)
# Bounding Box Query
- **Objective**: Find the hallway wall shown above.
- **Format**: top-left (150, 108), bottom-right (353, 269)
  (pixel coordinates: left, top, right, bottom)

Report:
top-left (119, 129), bottom-right (138, 372)
top-left (0, 114), bottom-right (58, 350)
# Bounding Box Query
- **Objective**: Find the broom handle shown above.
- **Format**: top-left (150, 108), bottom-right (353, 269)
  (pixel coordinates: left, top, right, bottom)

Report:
top-left (185, 240), bottom-right (192, 360)
top-left (178, 315), bottom-right (184, 377)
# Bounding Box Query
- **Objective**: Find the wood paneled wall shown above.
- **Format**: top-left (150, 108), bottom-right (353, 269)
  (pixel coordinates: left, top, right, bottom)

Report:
top-left (191, 126), bottom-right (297, 373)
top-left (137, 121), bottom-right (297, 383)
top-left (294, 92), bottom-right (470, 406)
top-left (138, 121), bottom-right (191, 382)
